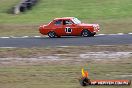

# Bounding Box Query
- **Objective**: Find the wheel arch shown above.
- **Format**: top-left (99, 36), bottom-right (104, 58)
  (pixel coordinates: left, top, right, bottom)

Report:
top-left (81, 29), bottom-right (91, 35)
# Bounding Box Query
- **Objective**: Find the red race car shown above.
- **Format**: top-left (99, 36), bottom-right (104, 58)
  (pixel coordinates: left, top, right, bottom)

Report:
top-left (39, 17), bottom-right (100, 38)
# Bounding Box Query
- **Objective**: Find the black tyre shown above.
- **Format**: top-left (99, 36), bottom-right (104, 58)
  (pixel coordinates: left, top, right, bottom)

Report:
top-left (48, 31), bottom-right (56, 38)
top-left (91, 33), bottom-right (96, 37)
top-left (81, 30), bottom-right (91, 37)
top-left (20, 5), bottom-right (26, 12)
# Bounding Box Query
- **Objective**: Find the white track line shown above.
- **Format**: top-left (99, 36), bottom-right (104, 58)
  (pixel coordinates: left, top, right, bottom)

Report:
top-left (34, 36), bottom-right (41, 38)
top-left (97, 34), bottom-right (106, 36)
top-left (0, 37), bottom-right (10, 38)
top-left (10, 36), bottom-right (29, 38)
top-left (128, 33), bottom-right (132, 35)
top-left (108, 34), bottom-right (117, 35)
top-left (22, 36), bottom-right (29, 38)
top-left (0, 47), bottom-right (17, 48)
top-left (0, 33), bottom-right (132, 39)
top-left (117, 33), bottom-right (124, 35)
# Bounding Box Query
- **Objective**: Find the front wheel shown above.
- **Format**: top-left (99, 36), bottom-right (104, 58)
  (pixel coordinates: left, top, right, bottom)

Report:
top-left (48, 31), bottom-right (56, 38)
top-left (91, 33), bottom-right (96, 37)
top-left (81, 30), bottom-right (91, 37)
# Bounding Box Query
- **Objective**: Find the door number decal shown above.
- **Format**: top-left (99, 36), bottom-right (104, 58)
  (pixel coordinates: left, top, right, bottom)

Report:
top-left (65, 27), bottom-right (72, 33)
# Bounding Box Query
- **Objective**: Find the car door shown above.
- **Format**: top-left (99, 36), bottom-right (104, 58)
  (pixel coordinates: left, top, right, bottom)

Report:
top-left (53, 20), bottom-right (66, 36)
top-left (63, 19), bottom-right (79, 36)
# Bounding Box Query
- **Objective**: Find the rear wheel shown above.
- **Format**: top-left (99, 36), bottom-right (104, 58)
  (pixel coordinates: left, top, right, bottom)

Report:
top-left (81, 30), bottom-right (91, 37)
top-left (48, 31), bottom-right (56, 38)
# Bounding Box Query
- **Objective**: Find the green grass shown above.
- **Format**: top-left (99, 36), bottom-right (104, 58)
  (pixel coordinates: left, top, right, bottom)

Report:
top-left (0, 46), bottom-right (132, 88)
top-left (0, 0), bottom-right (132, 35)
top-left (0, 59), bottom-right (131, 88)
top-left (0, 0), bottom-right (19, 13)
top-left (0, 0), bottom-right (132, 23)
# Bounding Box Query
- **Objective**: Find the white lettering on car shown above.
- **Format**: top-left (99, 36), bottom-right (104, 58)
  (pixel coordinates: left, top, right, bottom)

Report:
top-left (65, 27), bottom-right (72, 33)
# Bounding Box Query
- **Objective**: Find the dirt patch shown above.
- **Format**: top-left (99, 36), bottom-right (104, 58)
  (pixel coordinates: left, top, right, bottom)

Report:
top-left (0, 45), bottom-right (132, 66)
top-left (0, 51), bottom-right (131, 66)
top-left (0, 45), bottom-right (132, 58)
top-left (80, 52), bottom-right (132, 59)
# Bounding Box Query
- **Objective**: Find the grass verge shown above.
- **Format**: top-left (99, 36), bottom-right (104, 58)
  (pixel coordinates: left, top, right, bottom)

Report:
top-left (0, 0), bottom-right (132, 36)
top-left (0, 45), bottom-right (132, 88)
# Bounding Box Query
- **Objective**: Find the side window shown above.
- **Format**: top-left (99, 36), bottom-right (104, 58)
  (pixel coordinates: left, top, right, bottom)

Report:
top-left (63, 20), bottom-right (73, 25)
top-left (55, 20), bottom-right (62, 25)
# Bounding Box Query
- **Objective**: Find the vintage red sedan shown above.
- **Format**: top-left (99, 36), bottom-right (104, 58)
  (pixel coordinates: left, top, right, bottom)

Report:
top-left (39, 17), bottom-right (100, 38)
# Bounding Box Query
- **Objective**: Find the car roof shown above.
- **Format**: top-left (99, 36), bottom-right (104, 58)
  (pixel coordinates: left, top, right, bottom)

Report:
top-left (54, 17), bottom-right (75, 20)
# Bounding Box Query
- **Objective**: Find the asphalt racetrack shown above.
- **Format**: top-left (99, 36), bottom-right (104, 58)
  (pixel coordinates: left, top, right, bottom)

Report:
top-left (0, 34), bottom-right (132, 48)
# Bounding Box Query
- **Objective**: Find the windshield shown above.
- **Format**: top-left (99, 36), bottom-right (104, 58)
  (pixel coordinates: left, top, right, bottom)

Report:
top-left (72, 18), bottom-right (81, 24)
